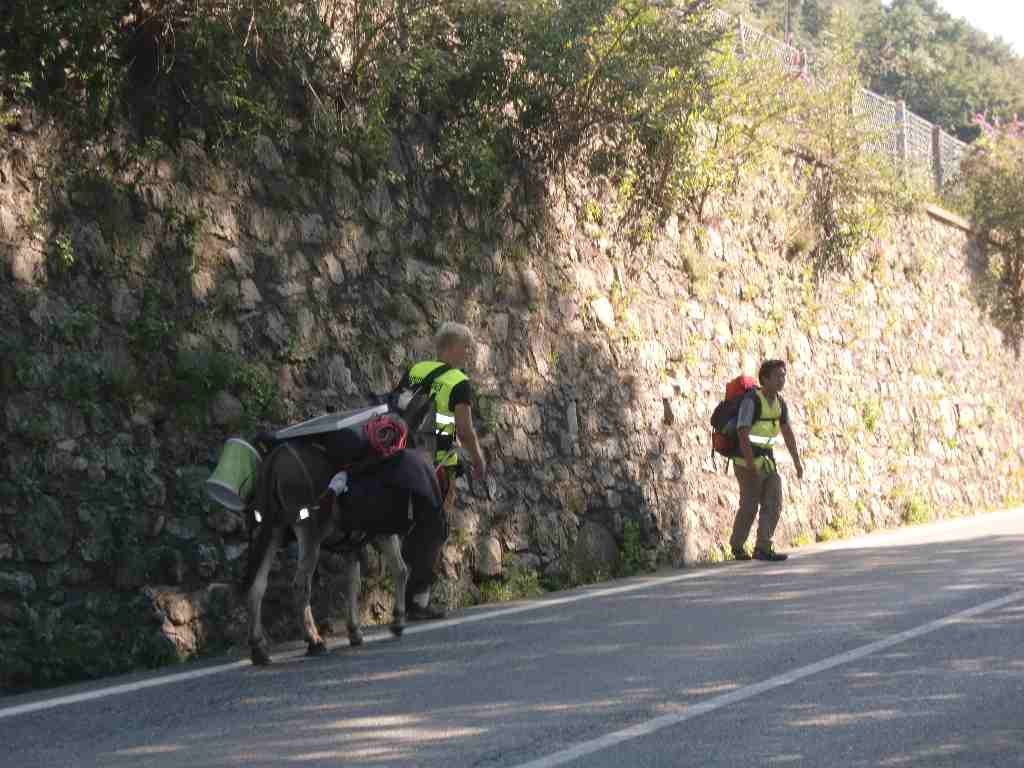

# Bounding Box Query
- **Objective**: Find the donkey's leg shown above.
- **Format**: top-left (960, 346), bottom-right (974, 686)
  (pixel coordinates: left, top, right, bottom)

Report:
top-left (294, 523), bottom-right (327, 657)
top-left (344, 548), bottom-right (364, 646)
top-left (247, 525), bottom-right (284, 666)
top-left (378, 533), bottom-right (409, 637)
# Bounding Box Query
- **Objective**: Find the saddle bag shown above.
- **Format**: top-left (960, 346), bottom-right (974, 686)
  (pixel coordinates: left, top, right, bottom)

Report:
top-left (331, 449), bottom-right (442, 535)
top-left (331, 460), bottom-right (412, 535)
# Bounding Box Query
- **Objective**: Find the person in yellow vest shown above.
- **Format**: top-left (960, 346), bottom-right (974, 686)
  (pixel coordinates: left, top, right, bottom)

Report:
top-left (397, 322), bottom-right (487, 620)
top-left (729, 359), bottom-right (803, 562)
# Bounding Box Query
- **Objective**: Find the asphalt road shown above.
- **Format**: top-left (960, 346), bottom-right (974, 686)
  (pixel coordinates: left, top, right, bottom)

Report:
top-left (3, 508), bottom-right (1023, 768)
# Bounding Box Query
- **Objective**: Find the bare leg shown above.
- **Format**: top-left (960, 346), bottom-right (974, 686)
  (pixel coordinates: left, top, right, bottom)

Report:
top-left (294, 524), bottom-right (327, 656)
top-left (247, 525), bottom-right (284, 665)
top-left (377, 533), bottom-right (409, 637)
top-left (343, 550), bottom-right (364, 646)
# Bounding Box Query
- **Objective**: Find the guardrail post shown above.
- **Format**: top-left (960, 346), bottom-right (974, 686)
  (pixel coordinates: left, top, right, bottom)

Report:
top-left (931, 125), bottom-right (943, 192)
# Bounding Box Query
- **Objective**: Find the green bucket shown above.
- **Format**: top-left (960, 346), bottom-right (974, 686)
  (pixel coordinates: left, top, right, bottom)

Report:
top-left (206, 438), bottom-right (261, 511)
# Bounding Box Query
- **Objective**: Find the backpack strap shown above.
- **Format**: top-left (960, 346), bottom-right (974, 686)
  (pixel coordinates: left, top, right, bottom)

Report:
top-left (742, 388), bottom-right (761, 423)
top-left (415, 362), bottom-right (453, 399)
top-left (747, 388), bottom-right (786, 425)
top-left (395, 362), bottom-right (453, 396)
top-left (740, 389), bottom-right (772, 460)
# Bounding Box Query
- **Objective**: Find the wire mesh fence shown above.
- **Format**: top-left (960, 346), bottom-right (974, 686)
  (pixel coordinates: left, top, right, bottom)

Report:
top-left (906, 111), bottom-right (934, 169)
top-left (710, 9), bottom-right (805, 75)
top-left (857, 89), bottom-right (901, 157)
top-left (938, 129), bottom-right (966, 183)
top-left (705, 7), bottom-right (969, 192)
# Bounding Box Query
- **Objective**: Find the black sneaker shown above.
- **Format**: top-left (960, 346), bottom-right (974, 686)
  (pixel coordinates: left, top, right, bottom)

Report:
top-left (753, 547), bottom-right (788, 562)
top-left (407, 604), bottom-right (447, 621)
top-left (731, 548), bottom-right (752, 561)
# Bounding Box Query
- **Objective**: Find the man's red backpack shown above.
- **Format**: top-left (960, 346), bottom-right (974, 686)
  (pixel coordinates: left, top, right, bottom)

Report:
top-left (710, 375), bottom-right (760, 458)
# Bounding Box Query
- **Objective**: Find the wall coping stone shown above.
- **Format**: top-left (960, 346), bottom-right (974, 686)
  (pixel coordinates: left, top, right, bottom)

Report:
top-left (926, 203), bottom-right (972, 234)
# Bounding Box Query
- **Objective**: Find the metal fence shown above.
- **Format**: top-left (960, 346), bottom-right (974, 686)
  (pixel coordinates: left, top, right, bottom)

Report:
top-left (707, 8), bottom-right (968, 192)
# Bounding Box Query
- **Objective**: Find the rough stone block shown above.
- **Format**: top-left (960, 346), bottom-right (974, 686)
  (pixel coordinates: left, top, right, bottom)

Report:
top-left (477, 535), bottom-right (503, 578)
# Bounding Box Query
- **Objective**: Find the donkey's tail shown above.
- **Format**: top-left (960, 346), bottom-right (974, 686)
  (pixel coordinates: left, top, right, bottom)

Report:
top-left (242, 518), bottom-right (277, 593)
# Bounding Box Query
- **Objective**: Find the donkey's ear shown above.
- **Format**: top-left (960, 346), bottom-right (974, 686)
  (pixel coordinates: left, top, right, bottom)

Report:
top-left (252, 431), bottom-right (275, 456)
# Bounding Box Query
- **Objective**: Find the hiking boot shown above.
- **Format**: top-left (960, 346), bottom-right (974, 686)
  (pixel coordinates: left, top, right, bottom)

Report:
top-left (407, 603), bottom-right (447, 621)
top-left (731, 548), bottom-right (752, 561)
top-left (753, 547), bottom-right (788, 562)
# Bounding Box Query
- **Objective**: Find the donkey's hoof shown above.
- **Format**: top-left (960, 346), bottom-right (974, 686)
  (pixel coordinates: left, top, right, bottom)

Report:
top-left (306, 640), bottom-right (328, 657)
top-left (389, 620), bottom-right (405, 638)
top-left (251, 645), bottom-right (273, 666)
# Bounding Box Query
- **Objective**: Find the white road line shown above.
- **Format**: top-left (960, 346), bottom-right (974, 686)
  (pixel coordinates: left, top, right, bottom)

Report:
top-left (0, 660), bottom-right (252, 721)
top-left (507, 589), bottom-right (1024, 768)
top-left (1, 507), bottom-right (1018, 721)
top-left (0, 565), bottom-right (723, 721)
top-left (809, 506), bottom-right (1023, 551)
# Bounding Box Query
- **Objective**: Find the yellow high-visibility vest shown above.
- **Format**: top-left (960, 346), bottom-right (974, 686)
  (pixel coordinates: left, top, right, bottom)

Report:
top-left (735, 389), bottom-right (782, 474)
top-left (407, 360), bottom-right (468, 467)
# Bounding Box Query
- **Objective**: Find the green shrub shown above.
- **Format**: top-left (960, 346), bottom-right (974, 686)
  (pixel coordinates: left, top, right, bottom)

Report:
top-left (815, 526), bottom-right (838, 542)
top-left (791, 531), bottom-right (815, 548)
top-left (617, 518), bottom-right (646, 577)
top-left (789, 10), bottom-right (926, 276)
top-left (900, 492), bottom-right (932, 525)
top-left (50, 232), bottom-right (76, 272)
top-left (0, 596), bottom-right (179, 692)
top-left (478, 566), bottom-right (544, 604)
top-left (476, 394), bottom-right (500, 435)
top-left (231, 360), bottom-right (281, 424)
top-left (172, 344), bottom-right (236, 428)
top-left (680, 235), bottom-right (713, 298)
top-left (135, 287), bottom-right (177, 353)
top-left (58, 350), bottom-right (104, 404)
top-left (816, 504), bottom-right (858, 541)
top-left (49, 305), bottom-right (100, 345)
top-left (861, 397), bottom-right (882, 433)
top-left (176, 344), bottom-right (234, 393)
top-left (2, 1), bottom-right (732, 222)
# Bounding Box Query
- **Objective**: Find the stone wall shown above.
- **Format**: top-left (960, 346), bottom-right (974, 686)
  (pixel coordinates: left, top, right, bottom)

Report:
top-left (2, 122), bottom-right (1023, 682)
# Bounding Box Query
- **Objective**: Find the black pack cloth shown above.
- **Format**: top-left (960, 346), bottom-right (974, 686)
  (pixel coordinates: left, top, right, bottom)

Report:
top-left (335, 449), bottom-right (442, 534)
top-left (322, 426), bottom-right (371, 469)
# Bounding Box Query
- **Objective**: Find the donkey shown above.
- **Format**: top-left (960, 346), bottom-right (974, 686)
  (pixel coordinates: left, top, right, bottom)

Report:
top-left (242, 438), bottom-right (412, 666)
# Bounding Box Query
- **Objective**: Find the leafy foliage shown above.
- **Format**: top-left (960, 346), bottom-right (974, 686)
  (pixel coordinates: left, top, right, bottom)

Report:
top-left (648, 22), bottom-right (804, 222)
top-left (1, 1), bottom-right (729, 222)
top-left (787, 10), bottom-right (925, 274)
top-left (719, 0), bottom-right (1024, 136)
top-left (478, 565), bottom-right (544, 603)
top-left (617, 518), bottom-right (646, 576)
top-left (859, 0), bottom-right (1024, 135)
top-left (954, 116), bottom-right (1024, 351)
top-left (0, 444), bottom-right (177, 691)
top-left (0, 1), bottom-right (325, 142)
top-left (373, 0), bottom-right (730, 223)
top-left (0, 595), bottom-right (179, 691)
top-left (0, 1), bottom-right (126, 131)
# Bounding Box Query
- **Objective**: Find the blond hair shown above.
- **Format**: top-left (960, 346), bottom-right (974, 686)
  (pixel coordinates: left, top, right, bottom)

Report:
top-left (435, 321), bottom-right (474, 352)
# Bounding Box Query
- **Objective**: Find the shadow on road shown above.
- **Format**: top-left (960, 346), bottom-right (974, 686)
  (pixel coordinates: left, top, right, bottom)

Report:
top-left (6, 531), bottom-right (1024, 768)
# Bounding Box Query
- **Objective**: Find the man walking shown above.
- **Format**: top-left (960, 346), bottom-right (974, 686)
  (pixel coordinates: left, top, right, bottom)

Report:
top-left (730, 359), bottom-right (803, 562)
top-left (397, 322), bottom-right (486, 619)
